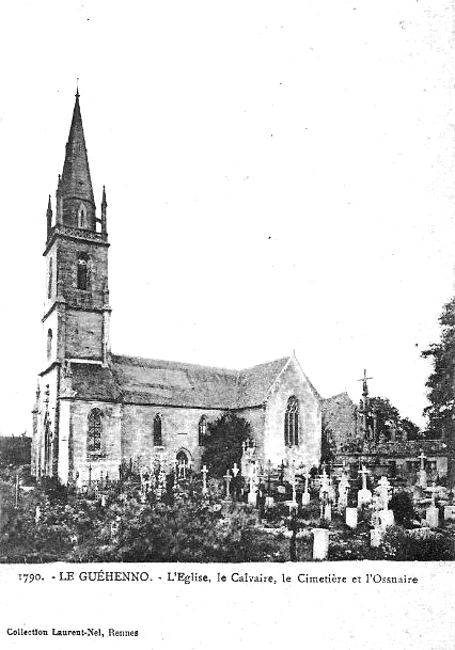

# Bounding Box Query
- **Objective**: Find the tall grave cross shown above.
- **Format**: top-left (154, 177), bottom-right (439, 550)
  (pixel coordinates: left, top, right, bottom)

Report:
top-left (419, 449), bottom-right (426, 471)
top-left (418, 449), bottom-right (428, 489)
top-left (223, 468), bottom-right (232, 500)
top-left (201, 465), bottom-right (209, 495)
top-left (358, 464), bottom-right (368, 491)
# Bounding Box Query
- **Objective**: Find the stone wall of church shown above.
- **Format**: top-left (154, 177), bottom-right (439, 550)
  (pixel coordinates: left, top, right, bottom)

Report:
top-left (67, 399), bottom-right (123, 483)
top-left (321, 392), bottom-right (357, 453)
top-left (57, 238), bottom-right (109, 311)
top-left (120, 405), bottom-right (226, 471)
top-left (263, 358), bottom-right (321, 469)
top-left (65, 309), bottom-right (104, 360)
top-left (234, 406), bottom-right (266, 454)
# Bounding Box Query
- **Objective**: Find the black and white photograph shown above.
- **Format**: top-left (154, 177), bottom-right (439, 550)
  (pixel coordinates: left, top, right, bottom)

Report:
top-left (0, 1), bottom-right (454, 647)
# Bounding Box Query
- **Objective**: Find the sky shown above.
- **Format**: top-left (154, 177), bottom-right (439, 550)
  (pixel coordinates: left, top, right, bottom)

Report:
top-left (0, 0), bottom-right (453, 435)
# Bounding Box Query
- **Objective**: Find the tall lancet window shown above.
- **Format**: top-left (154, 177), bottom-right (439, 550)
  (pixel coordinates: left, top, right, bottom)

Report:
top-left (284, 396), bottom-right (299, 447)
top-left (47, 329), bottom-right (53, 360)
top-left (153, 414), bottom-right (163, 447)
top-left (87, 408), bottom-right (103, 455)
top-left (48, 258), bottom-right (53, 299)
top-left (77, 253), bottom-right (88, 290)
top-left (198, 415), bottom-right (207, 446)
top-left (78, 204), bottom-right (87, 229)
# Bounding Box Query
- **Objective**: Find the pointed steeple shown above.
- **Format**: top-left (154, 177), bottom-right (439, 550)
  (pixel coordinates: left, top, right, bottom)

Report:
top-left (46, 195), bottom-right (53, 237)
top-left (58, 90), bottom-right (96, 230)
top-left (101, 185), bottom-right (107, 235)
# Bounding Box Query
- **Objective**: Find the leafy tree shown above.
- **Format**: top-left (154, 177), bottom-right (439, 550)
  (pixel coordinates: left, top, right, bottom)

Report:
top-left (201, 412), bottom-right (251, 477)
top-left (421, 296), bottom-right (455, 439)
top-left (400, 417), bottom-right (421, 441)
top-left (370, 397), bottom-right (400, 439)
top-left (369, 397), bottom-right (420, 441)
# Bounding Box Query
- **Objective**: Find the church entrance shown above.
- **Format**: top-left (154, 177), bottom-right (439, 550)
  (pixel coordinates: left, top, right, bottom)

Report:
top-left (176, 450), bottom-right (191, 478)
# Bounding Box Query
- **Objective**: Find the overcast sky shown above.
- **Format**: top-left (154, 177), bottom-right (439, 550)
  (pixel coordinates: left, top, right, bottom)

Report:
top-left (0, 0), bottom-right (453, 435)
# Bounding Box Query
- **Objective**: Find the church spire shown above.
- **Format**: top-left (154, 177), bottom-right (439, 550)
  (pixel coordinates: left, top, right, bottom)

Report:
top-left (57, 90), bottom-right (96, 231)
top-left (46, 195), bottom-right (53, 238)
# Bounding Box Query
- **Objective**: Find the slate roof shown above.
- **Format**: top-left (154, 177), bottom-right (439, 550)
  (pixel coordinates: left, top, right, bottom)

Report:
top-left (69, 363), bottom-right (122, 401)
top-left (67, 354), bottom-right (293, 409)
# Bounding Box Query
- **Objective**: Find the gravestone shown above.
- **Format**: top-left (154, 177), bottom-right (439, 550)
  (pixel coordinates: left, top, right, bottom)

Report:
top-left (426, 506), bottom-right (439, 528)
top-left (312, 528), bottom-right (330, 560)
top-left (418, 450), bottom-right (427, 489)
top-left (338, 473), bottom-right (350, 510)
top-left (301, 491), bottom-right (311, 506)
top-left (370, 527), bottom-right (382, 548)
top-left (378, 509), bottom-right (394, 531)
top-left (357, 465), bottom-right (372, 506)
top-left (443, 505), bottom-right (455, 521)
top-left (346, 507), bottom-right (358, 529)
top-left (301, 472), bottom-right (311, 505)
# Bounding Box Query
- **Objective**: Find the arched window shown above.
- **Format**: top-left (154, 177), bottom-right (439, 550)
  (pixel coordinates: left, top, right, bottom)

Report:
top-left (198, 415), bottom-right (207, 446)
top-left (153, 414), bottom-right (162, 446)
top-left (176, 450), bottom-right (191, 478)
top-left (77, 253), bottom-right (88, 290)
top-left (48, 258), bottom-right (53, 299)
top-left (284, 396), bottom-right (299, 447)
top-left (47, 329), bottom-right (53, 360)
top-left (87, 408), bottom-right (103, 455)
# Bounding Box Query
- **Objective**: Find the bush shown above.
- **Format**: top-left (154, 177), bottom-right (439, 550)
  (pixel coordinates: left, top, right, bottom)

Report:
top-left (389, 491), bottom-right (415, 527)
top-left (379, 526), bottom-right (454, 561)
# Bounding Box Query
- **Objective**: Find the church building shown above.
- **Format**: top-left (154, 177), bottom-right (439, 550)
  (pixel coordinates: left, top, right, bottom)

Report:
top-left (31, 93), bottom-right (322, 485)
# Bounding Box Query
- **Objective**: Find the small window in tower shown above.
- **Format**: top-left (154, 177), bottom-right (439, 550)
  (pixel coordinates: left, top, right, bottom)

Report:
top-left (48, 259), bottom-right (53, 299)
top-left (47, 329), bottom-right (53, 360)
top-left (78, 205), bottom-right (87, 229)
top-left (77, 253), bottom-right (88, 290)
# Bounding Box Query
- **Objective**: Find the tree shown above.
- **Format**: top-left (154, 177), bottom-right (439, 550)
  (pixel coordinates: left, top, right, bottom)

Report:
top-left (370, 397), bottom-right (420, 441)
top-left (370, 397), bottom-right (400, 440)
top-left (201, 413), bottom-right (251, 478)
top-left (422, 296), bottom-right (455, 439)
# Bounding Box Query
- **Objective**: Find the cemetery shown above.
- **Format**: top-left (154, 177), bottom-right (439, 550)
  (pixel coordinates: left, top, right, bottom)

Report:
top-left (1, 438), bottom-right (455, 563)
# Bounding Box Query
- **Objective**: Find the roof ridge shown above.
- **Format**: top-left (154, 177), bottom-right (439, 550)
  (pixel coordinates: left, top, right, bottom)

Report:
top-left (111, 353), bottom-right (239, 374)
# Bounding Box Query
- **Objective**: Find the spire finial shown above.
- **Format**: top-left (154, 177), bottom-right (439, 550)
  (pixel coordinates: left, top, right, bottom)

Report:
top-left (76, 78), bottom-right (80, 99)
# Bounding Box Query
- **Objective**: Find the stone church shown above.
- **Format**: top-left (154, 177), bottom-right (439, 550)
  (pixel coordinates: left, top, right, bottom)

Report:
top-left (31, 93), bottom-right (322, 485)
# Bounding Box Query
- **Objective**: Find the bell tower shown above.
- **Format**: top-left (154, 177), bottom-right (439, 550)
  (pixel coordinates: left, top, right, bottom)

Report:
top-left (42, 90), bottom-right (111, 368)
top-left (33, 90), bottom-right (111, 478)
